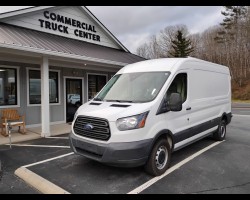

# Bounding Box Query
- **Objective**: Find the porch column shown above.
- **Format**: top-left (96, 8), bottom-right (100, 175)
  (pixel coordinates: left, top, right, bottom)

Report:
top-left (41, 56), bottom-right (50, 137)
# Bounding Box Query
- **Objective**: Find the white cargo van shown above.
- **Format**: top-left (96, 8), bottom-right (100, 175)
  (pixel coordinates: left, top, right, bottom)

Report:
top-left (69, 57), bottom-right (232, 176)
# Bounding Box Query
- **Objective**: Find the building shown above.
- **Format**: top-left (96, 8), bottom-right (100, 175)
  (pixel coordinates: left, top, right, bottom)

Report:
top-left (0, 6), bottom-right (145, 137)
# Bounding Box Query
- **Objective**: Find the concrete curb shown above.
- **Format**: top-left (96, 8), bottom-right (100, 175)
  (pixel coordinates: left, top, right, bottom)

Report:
top-left (15, 167), bottom-right (70, 194)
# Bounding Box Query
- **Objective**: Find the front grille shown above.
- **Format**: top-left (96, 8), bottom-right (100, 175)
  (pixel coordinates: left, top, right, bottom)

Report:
top-left (73, 116), bottom-right (111, 141)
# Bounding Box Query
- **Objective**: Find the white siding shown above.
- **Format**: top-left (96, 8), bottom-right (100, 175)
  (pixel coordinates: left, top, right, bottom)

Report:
top-left (1, 6), bottom-right (120, 49)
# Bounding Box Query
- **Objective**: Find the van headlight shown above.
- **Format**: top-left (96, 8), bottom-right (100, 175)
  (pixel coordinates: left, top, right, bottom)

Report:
top-left (116, 111), bottom-right (149, 131)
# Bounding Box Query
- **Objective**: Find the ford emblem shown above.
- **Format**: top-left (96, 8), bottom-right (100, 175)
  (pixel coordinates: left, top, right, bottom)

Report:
top-left (83, 124), bottom-right (94, 130)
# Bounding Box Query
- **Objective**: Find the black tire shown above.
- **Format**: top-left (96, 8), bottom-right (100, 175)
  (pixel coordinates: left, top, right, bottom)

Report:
top-left (144, 138), bottom-right (171, 176)
top-left (213, 119), bottom-right (226, 141)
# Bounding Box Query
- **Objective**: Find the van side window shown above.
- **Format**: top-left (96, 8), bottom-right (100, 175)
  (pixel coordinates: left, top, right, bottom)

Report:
top-left (157, 73), bottom-right (187, 115)
top-left (167, 73), bottom-right (187, 103)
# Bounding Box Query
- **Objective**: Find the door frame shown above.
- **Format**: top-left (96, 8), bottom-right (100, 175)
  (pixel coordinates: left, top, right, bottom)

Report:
top-left (63, 76), bottom-right (84, 123)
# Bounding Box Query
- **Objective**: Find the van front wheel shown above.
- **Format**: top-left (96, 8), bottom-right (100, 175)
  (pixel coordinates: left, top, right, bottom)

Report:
top-left (213, 119), bottom-right (226, 141)
top-left (144, 138), bottom-right (171, 176)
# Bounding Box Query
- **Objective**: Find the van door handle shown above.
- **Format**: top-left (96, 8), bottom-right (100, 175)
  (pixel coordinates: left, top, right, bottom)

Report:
top-left (186, 107), bottom-right (191, 110)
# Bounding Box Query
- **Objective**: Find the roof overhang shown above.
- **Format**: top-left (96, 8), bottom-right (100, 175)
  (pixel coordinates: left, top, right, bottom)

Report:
top-left (0, 42), bottom-right (128, 67)
top-left (0, 23), bottom-right (145, 67)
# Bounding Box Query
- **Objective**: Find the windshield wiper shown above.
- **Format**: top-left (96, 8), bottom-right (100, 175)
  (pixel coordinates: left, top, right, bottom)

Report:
top-left (93, 97), bottom-right (102, 101)
top-left (106, 99), bottom-right (133, 103)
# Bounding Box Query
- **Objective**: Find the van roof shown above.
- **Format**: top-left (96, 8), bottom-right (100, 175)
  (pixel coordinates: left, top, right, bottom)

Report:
top-left (117, 57), bottom-right (229, 74)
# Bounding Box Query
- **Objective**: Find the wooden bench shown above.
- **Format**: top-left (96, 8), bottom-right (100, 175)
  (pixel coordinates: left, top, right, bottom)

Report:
top-left (0, 109), bottom-right (26, 137)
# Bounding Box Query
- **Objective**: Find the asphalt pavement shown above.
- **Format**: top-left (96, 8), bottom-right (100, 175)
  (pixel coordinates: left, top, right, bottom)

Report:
top-left (0, 103), bottom-right (250, 194)
top-left (0, 136), bottom-right (71, 194)
top-left (232, 103), bottom-right (250, 115)
top-left (142, 115), bottom-right (250, 194)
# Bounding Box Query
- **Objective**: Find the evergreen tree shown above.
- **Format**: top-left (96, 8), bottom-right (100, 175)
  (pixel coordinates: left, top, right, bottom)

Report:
top-left (168, 30), bottom-right (194, 57)
top-left (215, 6), bottom-right (247, 43)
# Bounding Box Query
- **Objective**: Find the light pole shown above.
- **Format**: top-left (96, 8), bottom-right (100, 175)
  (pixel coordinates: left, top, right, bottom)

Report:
top-left (7, 122), bottom-right (12, 149)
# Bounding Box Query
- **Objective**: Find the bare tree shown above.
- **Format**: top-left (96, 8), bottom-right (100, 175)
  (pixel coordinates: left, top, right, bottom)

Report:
top-left (214, 6), bottom-right (248, 87)
top-left (136, 35), bottom-right (161, 59)
top-left (158, 25), bottom-right (189, 57)
top-left (136, 43), bottom-right (150, 59)
top-left (136, 25), bottom-right (191, 59)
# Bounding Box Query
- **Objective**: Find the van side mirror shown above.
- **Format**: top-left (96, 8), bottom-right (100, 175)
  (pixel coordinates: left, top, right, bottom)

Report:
top-left (169, 93), bottom-right (182, 112)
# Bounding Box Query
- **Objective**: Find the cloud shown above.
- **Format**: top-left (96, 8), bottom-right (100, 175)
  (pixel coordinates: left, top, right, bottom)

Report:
top-left (119, 32), bottom-right (152, 54)
top-left (88, 6), bottom-right (224, 53)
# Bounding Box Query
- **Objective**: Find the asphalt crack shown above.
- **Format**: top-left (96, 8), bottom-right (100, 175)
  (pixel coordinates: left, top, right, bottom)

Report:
top-left (191, 181), bottom-right (250, 194)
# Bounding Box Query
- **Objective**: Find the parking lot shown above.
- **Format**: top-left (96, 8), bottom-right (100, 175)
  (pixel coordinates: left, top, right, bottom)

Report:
top-left (1, 109), bottom-right (250, 194)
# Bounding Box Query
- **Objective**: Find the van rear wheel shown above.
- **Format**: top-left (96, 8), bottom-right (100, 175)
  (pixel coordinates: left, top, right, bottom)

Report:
top-left (144, 138), bottom-right (171, 176)
top-left (213, 119), bottom-right (226, 141)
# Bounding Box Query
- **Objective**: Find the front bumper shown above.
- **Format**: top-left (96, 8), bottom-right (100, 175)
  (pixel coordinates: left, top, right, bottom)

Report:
top-left (69, 133), bottom-right (153, 167)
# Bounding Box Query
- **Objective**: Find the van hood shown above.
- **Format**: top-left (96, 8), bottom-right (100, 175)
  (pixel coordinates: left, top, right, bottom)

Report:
top-left (76, 101), bottom-right (153, 122)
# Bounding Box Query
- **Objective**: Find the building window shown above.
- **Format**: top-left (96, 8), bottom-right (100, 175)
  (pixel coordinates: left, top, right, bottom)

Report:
top-left (49, 71), bottom-right (59, 103)
top-left (88, 74), bottom-right (107, 100)
top-left (29, 70), bottom-right (59, 104)
top-left (0, 67), bottom-right (17, 106)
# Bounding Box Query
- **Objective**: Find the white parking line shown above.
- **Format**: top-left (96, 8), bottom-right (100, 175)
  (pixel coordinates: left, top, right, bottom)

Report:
top-left (233, 114), bottom-right (250, 117)
top-left (6, 144), bottom-right (70, 148)
top-left (22, 152), bottom-right (74, 168)
top-left (128, 141), bottom-right (223, 194)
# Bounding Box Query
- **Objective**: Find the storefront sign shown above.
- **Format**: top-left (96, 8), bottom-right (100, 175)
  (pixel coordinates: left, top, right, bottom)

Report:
top-left (38, 11), bottom-right (101, 42)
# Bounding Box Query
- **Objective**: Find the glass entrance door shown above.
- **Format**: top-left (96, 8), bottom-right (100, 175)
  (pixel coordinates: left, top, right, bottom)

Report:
top-left (66, 78), bottom-right (83, 123)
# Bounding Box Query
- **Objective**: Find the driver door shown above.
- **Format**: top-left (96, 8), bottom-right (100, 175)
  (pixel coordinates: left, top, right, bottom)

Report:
top-left (164, 72), bottom-right (190, 149)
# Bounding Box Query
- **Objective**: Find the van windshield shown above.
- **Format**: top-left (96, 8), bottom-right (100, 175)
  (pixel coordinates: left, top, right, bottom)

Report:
top-left (95, 72), bottom-right (170, 103)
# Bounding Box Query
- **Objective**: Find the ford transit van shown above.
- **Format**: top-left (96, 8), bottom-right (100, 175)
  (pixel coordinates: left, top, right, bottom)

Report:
top-left (69, 57), bottom-right (232, 176)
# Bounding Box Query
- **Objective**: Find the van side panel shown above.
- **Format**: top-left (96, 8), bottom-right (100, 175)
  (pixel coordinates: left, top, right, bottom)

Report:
top-left (191, 70), bottom-right (230, 99)
top-left (173, 61), bottom-right (231, 150)
top-left (188, 62), bottom-right (231, 126)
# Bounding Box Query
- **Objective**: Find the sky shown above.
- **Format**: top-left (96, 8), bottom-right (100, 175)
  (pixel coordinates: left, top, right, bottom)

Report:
top-left (0, 6), bottom-right (224, 53)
